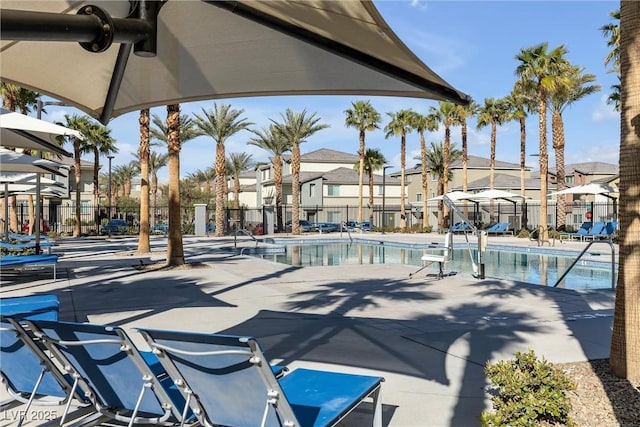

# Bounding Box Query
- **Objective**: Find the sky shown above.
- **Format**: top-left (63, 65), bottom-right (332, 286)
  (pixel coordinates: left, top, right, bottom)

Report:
top-left (41, 0), bottom-right (620, 183)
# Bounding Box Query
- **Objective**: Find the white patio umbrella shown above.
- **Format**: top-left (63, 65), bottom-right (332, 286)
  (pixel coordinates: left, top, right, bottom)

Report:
top-left (0, 108), bottom-right (76, 157)
top-left (0, 1), bottom-right (470, 124)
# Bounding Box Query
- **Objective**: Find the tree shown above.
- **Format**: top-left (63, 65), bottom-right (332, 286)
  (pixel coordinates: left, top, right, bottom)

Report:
top-left (271, 109), bottom-right (329, 235)
top-left (194, 103), bottom-right (253, 236)
top-left (413, 113), bottom-right (438, 229)
top-left (165, 104), bottom-right (184, 266)
top-left (227, 152), bottom-right (254, 210)
top-left (149, 110), bottom-right (201, 264)
top-left (83, 123), bottom-right (117, 231)
top-left (601, 9), bottom-right (621, 111)
top-left (248, 125), bottom-right (290, 232)
top-left (137, 108), bottom-right (151, 253)
top-left (423, 142), bottom-right (462, 226)
top-left (354, 148), bottom-right (386, 224)
top-left (515, 43), bottom-right (569, 240)
top-left (384, 109), bottom-right (416, 230)
top-left (549, 65), bottom-right (600, 228)
top-left (455, 101), bottom-right (477, 194)
top-left (344, 100), bottom-right (381, 224)
top-left (62, 115), bottom-right (94, 237)
top-left (610, 1), bottom-right (640, 383)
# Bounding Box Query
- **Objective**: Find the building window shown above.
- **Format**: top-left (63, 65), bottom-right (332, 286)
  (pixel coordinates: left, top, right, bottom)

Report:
top-left (431, 174), bottom-right (438, 182)
top-left (328, 211), bottom-right (341, 222)
top-left (309, 183), bottom-right (315, 197)
top-left (416, 193), bottom-right (423, 202)
top-left (81, 201), bottom-right (90, 214)
top-left (378, 185), bottom-right (383, 196)
top-left (327, 185), bottom-right (340, 196)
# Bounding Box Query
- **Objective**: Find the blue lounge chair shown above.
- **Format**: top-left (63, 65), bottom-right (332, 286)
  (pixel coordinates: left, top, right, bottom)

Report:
top-left (23, 319), bottom-right (188, 426)
top-left (582, 221), bottom-right (607, 240)
top-left (0, 296), bottom-right (92, 424)
top-left (137, 328), bottom-right (384, 427)
top-left (0, 254), bottom-right (58, 280)
top-left (559, 221), bottom-right (592, 241)
top-left (0, 239), bottom-right (54, 253)
top-left (486, 223), bottom-right (512, 235)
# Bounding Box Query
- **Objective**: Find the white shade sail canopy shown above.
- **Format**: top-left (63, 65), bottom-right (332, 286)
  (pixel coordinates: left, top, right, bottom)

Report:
top-left (0, 0), bottom-right (470, 124)
top-left (470, 189), bottom-right (530, 200)
top-left (428, 191), bottom-right (478, 202)
top-left (0, 183), bottom-right (65, 197)
top-left (550, 183), bottom-right (619, 196)
top-left (0, 148), bottom-right (66, 176)
top-left (0, 172), bottom-right (63, 186)
top-left (0, 108), bottom-right (76, 157)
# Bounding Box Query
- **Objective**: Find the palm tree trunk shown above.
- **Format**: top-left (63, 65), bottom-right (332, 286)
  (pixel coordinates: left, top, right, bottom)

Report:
top-left (610, 0), bottom-right (640, 382)
top-left (9, 196), bottom-right (18, 233)
top-left (368, 169), bottom-right (374, 224)
top-left (400, 133), bottom-right (406, 230)
top-left (539, 92), bottom-right (549, 241)
top-left (274, 157), bottom-right (283, 232)
top-left (27, 195), bottom-right (34, 234)
top-left (292, 142), bottom-right (301, 234)
top-left (138, 108), bottom-right (151, 253)
top-left (93, 148), bottom-right (100, 228)
top-left (519, 116), bottom-right (527, 229)
top-left (215, 142), bottom-right (225, 237)
top-left (357, 130), bottom-right (365, 224)
top-left (74, 141), bottom-right (82, 237)
top-left (166, 104), bottom-right (184, 266)
top-left (489, 121), bottom-right (497, 222)
top-left (552, 110), bottom-right (567, 228)
top-left (420, 131), bottom-right (429, 229)
top-left (462, 118), bottom-right (469, 220)
top-left (443, 126), bottom-right (451, 226)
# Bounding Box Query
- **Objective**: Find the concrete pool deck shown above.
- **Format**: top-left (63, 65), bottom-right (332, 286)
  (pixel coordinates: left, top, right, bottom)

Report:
top-left (1, 232), bottom-right (616, 426)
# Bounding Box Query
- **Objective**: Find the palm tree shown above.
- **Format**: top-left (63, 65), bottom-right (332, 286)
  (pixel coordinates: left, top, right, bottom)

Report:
top-left (601, 9), bottom-right (621, 111)
top-left (137, 108), bottom-right (151, 253)
top-left (423, 142), bottom-right (462, 228)
top-left (194, 103), bottom-right (253, 236)
top-left (165, 104), bottom-right (184, 266)
top-left (249, 125), bottom-right (290, 232)
top-left (354, 148), bottom-right (386, 224)
top-left (455, 101), bottom-right (476, 194)
top-left (413, 113), bottom-right (438, 229)
top-left (344, 100), bottom-right (381, 224)
top-left (384, 109), bottom-right (416, 230)
top-left (227, 152), bottom-right (254, 210)
top-left (84, 124), bottom-right (117, 230)
top-left (515, 43), bottom-right (569, 240)
top-left (149, 110), bottom-right (201, 266)
top-left (550, 65), bottom-right (600, 229)
top-left (271, 109), bottom-right (329, 235)
top-left (429, 102), bottom-right (459, 197)
top-left (610, 2), bottom-right (640, 382)
top-left (62, 115), bottom-right (94, 237)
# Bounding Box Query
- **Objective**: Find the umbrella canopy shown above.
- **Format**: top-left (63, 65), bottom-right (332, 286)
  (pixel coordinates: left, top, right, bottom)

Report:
top-left (550, 183), bottom-right (619, 196)
top-left (470, 189), bottom-right (530, 200)
top-left (428, 191), bottom-right (477, 202)
top-left (0, 148), bottom-right (66, 176)
top-left (0, 108), bottom-right (76, 157)
top-left (0, 172), bottom-right (63, 186)
top-left (0, 183), bottom-right (65, 197)
top-left (0, 1), bottom-right (470, 124)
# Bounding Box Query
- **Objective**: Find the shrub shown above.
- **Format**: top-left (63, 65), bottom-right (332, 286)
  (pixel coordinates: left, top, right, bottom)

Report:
top-left (548, 230), bottom-right (561, 240)
top-left (481, 350), bottom-right (576, 427)
top-left (516, 229), bottom-right (531, 239)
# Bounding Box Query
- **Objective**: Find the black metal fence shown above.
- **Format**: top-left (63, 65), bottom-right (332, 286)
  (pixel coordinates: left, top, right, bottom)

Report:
top-left (28, 200), bottom-right (617, 236)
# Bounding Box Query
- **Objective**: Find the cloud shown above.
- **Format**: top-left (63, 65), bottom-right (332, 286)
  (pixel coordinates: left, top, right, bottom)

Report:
top-left (409, 0), bottom-right (429, 11)
top-left (592, 94), bottom-right (618, 122)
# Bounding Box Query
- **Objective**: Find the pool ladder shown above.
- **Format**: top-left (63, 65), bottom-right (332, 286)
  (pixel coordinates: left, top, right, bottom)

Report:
top-left (234, 229), bottom-right (259, 255)
top-left (553, 240), bottom-right (616, 288)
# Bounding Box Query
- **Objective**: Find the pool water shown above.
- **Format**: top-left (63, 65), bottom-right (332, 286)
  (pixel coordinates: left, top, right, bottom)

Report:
top-left (249, 242), bottom-right (616, 290)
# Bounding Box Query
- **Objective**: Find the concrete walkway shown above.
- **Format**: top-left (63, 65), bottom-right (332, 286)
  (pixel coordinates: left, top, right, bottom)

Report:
top-left (0, 232), bottom-right (616, 426)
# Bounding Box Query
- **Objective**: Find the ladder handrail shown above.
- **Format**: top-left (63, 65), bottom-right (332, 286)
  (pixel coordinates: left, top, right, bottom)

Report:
top-left (553, 240), bottom-right (616, 288)
top-left (234, 229), bottom-right (258, 251)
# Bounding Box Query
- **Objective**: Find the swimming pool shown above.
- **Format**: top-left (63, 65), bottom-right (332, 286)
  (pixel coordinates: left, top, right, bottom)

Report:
top-left (248, 240), bottom-right (616, 290)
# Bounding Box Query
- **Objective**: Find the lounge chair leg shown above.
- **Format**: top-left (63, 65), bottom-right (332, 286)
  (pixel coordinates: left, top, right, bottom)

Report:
top-left (179, 391), bottom-right (192, 427)
top-left (128, 382), bottom-right (152, 427)
top-left (17, 368), bottom-right (47, 427)
top-left (371, 387), bottom-right (382, 427)
top-left (60, 375), bottom-right (80, 426)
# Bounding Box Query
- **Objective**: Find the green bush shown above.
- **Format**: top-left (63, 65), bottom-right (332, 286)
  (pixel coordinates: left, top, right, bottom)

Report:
top-left (481, 350), bottom-right (575, 427)
top-left (548, 230), bottom-right (561, 239)
top-left (516, 229), bottom-right (531, 238)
